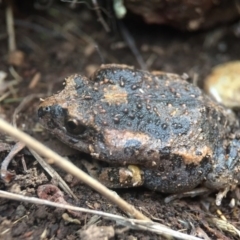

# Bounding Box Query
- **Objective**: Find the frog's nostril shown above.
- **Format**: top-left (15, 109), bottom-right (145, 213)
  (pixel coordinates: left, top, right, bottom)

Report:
top-left (38, 106), bottom-right (50, 118)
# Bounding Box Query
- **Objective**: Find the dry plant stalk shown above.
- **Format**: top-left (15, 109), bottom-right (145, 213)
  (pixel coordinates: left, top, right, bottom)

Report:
top-left (6, 2), bottom-right (16, 52)
top-left (0, 190), bottom-right (202, 240)
top-left (0, 118), bottom-right (149, 221)
top-left (0, 118), bottom-right (207, 239)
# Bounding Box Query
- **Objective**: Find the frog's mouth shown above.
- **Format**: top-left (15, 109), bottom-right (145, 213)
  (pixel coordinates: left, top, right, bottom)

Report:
top-left (39, 116), bottom-right (91, 154)
top-left (38, 104), bottom-right (95, 154)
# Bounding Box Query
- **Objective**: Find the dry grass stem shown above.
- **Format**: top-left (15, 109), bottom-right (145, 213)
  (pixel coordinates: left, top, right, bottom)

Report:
top-left (92, 0), bottom-right (110, 32)
top-left (12, 94), bottom-right (44, 127)
top-left (1, 141), bottom-right (25, 180)
top-left (208, 217), bottom-right (240, 237)
top-left (119, 21), bottom-right (147, 70)
top-left (0, 118), bottom-right (149, 221)
top-left (0, 190), bottom-right (202, 240)
top-left (29, 149), bottom-right (78, 200)
top-left (6, 2), bottom-right (16, 52)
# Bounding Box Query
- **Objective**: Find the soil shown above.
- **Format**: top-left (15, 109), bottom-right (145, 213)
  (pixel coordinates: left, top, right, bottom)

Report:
top-left (0, 2), bottom-right (240, 240)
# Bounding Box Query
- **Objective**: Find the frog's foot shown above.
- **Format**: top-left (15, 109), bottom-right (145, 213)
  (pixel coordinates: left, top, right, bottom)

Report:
top-left (164, 187), bottom-right (212, 203)
top-left (81, 160), bottom-right (144, 188)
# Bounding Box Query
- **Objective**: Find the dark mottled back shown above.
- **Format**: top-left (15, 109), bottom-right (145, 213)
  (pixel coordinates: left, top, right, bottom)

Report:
top-left (38, 64), bottom-right (240, 193)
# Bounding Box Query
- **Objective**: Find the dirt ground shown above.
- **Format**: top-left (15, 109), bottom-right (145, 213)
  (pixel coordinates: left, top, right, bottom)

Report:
top-left (1, 1), bottom-right (240, 240)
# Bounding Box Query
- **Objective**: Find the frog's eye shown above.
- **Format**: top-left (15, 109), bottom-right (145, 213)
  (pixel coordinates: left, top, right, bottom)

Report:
top-left (65, 118), bottom-right (86, 135)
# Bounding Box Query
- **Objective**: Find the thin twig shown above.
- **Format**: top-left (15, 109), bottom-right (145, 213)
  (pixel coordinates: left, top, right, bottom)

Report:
top-left (0, 190), bottom-right (202, 240)
top-left (29, 149), bottom-right (78, 200)
top-left (95, 45), bottom-right (105, 64)
top-left (12, 94), bottom-right (44, 127)
top-left (1, 141), bottom-right (25, 181)
top-left (15, 19), bottom-right (63, 38)
top-left (9, 66), bottom-right (22, 81)
top-left (0, 91), bottom-right (11, 102)
top-left (0, 118), bottom-right (149, 221)
top-left (92, 0), bottom-right (110, 32)
top-left (6, 1), bottom-right (16, 52)
top-left (118, 21), bottom-right (147, 70)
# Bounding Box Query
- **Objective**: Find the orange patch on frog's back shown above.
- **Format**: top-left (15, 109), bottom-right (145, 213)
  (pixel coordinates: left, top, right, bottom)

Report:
top-left (173, 145), bottom-right (213, 165)
top-left (104, 130), bottom-right (212, 165)
top-left (104, 129), bottom-right (150, 149)
top-left (99, 64), bottom-right (134, 71)
top-left (102, 85), bottom-right (128, 104)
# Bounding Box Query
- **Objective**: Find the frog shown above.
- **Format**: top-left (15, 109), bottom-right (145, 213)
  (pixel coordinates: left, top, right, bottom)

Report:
top-left (38, 64), bottom-right (240, 203)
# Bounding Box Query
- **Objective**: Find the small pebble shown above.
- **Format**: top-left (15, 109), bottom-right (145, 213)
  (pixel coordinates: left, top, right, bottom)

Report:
top-left (205, 61), bottom-right (240, 108)
top-left (15, 205), bottom-right (27, 218)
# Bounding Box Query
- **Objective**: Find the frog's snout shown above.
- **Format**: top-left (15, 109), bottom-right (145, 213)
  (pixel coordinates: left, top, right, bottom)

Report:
top-left (38, 106), bottom-right (51, 118)
top-left (38, 104), bottom-right (66, 122)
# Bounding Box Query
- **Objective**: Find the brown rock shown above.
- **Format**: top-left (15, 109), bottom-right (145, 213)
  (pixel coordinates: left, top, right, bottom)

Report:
top-left (125, 0), bottom-right (239, 31)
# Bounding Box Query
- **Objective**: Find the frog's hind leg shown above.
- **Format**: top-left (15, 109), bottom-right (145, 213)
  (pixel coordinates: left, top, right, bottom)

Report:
top-left (81, 160), bottom-right (144, 188)
top-left (142, 166), bottom-right (209, 194)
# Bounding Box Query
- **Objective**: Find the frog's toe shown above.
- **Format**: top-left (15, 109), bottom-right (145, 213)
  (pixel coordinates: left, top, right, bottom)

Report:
top-left (81, 161), bottom-right (144, 188)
